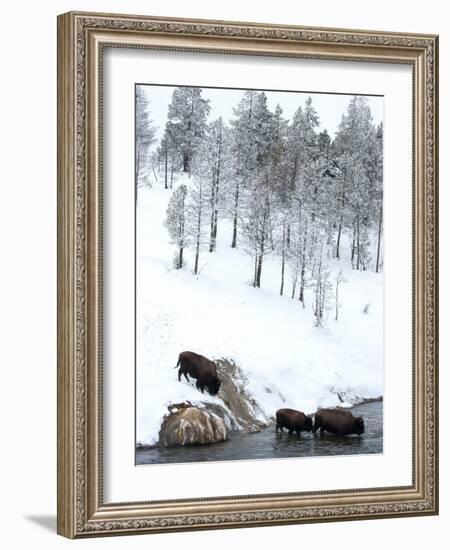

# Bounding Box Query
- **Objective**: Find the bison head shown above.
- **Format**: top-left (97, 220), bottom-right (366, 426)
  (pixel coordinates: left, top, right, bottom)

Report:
top-left (354, 416), bottom-right (365, 435)
top-left (305, 415), bottom-right (314, 432)
top-left (208, 379), bottom-right (221, 396)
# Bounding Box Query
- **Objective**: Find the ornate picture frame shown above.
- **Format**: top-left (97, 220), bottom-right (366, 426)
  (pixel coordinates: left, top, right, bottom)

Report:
top-left (57, 11), bottom-right (438, 538)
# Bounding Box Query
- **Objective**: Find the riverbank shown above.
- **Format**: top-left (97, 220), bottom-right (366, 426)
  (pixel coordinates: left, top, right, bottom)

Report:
top-left (136, 401), bottom-right (383, 465)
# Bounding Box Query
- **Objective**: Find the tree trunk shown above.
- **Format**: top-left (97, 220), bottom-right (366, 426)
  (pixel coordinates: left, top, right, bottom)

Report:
top-left (256, 203), bottom-right (269, 288)
top-left (376, 204), bottom-right (383, 273)
top-left (178, 247), bottom-right (184, 269)
top-left (336, 213), bottom-right (343, 259)
top-left (280, 222), bottom-right (286, 296)
top-left (298, 219), bottom-right (308, 308)
top-left (252, 252), bottom-right (258, 287)
top-left (209, 171), bottom-right (217, 252)
top-left (194, 188), bottom-right (202, 275)
top-left (256, 254), bottom-right (263, 288)
top-left (231, 181), bottom-right (239, 248)
top-left (164, 148), bottom-right (168, 189)
top-left (183, 152), bottom-right (189, 173)
top-left (299, 266), bottom-right (305, 305)
top-left (314, 251), bottom-right (323, 326)
top-left (212, 207), bottom-right (218, 250)
top-left (194, 236), bottom-right (200, 275)
top-left (336, 189), bottom-right (346, 258)
top-left (291, 276), bottom-right (297, 300)
top-left (213, 126), bottom-right (222, 249)
top-left (351, 222), bottom-right (356, 265)
top-left (280, 251), bottom-right (285, 296)
top-left (356, 214), bottom-right (361, 271)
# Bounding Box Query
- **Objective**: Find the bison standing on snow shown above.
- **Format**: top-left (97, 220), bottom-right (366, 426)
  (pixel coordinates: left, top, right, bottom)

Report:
top-left (176, 351), bottom-right (221, 396)
top-left (313, 408), bottom-right (365, 436)
top-left (275, 408), bottom-right (313, 434)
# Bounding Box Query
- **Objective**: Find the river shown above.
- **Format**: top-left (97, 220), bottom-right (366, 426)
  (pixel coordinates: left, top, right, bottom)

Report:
top-left (136, 400), bottom-right (383, 465)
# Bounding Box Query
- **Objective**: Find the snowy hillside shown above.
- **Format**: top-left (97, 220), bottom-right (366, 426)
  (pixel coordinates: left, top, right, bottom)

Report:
top-left (136, 176), bottom-right (383, 446)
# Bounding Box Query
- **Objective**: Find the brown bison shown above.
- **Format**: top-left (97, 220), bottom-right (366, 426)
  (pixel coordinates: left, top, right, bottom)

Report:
top-left (313, 408), bottom-right (365, 436)
top-left (275, 408), bottom-right (313, 434)
top-left (176, 351), bottom-right (221, 396)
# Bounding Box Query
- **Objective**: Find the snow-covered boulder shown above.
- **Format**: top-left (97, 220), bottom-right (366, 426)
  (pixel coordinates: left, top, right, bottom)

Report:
top-left (159, 403), bottom-right (229, 446)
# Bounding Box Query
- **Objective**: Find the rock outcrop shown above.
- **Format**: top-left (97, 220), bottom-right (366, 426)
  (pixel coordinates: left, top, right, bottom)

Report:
top-left (159, 402), bottom-right (229, 447)
top-left (215, 359), bottom-right (270, 433)
top-left (157, 358), bottom-right (272, 447)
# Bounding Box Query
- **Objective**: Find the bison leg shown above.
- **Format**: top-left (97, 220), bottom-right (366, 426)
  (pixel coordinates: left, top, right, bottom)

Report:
top-left (276, 423), bottom-right (282, 432)
top-left (178, 364), bottom-right (190, 383)
top-left (313, 416), bottom-right (321, 434)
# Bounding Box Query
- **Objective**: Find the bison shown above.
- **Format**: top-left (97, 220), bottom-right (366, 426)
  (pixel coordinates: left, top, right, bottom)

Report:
top-left (313, 408), bottom-right (365, 436)
top-left (176, 351), bottom-right (221, 396)
top-left (275, 408), bottom-right (313, 434)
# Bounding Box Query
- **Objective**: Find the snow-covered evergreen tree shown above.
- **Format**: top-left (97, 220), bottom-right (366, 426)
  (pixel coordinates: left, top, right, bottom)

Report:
top-left (334, 269), bottom-right (347, 321)
top-left (371, 122), bottom-right (384, 272)
top-left (186, 150), bottom-right (214, 275)
top-left (158, 127), bottom-right (181, 190)
top-left (165, 87), bottom-right (211, 175)
top-left (136, 86), bottom-right (156, 187)
top-left (310, 237), bottom-right (333, 327)
top-left (164, 184), bottom-right (188, 269)
top-left (268, 104), bottom-right (290, 295)
top-left (333, 96), bottom-right (382, 271)
top-left (240, 175), bottom-right (278, 287)
top-left (204, 118), bottom-right (231, 252)
top-left (227, 90), bottom-right (259, 248)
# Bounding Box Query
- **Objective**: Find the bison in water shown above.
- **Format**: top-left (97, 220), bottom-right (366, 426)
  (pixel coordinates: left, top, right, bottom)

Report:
top-left (313, 408), bottom-right (365, 436)
top-left (275, 408), bottom-right (313, 434)
top-left (176, 351), bottom-right (221, 396)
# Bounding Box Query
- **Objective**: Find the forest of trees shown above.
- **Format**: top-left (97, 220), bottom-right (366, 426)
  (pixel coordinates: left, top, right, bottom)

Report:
top-left (137, 86), bottom-right (383, 326)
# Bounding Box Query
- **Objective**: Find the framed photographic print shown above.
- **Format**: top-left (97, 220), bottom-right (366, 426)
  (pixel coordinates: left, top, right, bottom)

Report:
top-left (57, 11), bottom-right (439, 538)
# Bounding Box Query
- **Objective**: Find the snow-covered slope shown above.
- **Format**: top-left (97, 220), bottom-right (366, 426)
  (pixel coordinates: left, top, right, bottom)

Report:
top-left (136, 177), bottom-right (383, 445)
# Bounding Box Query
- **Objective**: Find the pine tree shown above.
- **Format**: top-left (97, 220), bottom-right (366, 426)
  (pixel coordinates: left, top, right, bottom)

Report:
top-left (334, 269), bottom-right (347, 321)
top-left (268, 104), bottom-right (290, 295)
top-left (240, 175), bottom-right (278, 287)
top-left (158, 127), bottom-right (181, 190)
top-left (371, 122), bottom-right (384, 272)
top-left (186, 150), bottom-right (212, 275)
top-left (136, 86), bottom-right (156, 187)
top-left (252, 92), bottom-right (274, 171)
top-left (164, 185), bottom-right (188, 269)
top-left (287, 97), bottom-right (321, 304)
top-left (205, 118), bottom-right (230, 252)
top-left (311, 237), bottom-right (332, 327)
top-left (333, 96), bottom-right (381, 271)
top-left (228, 91), bottom-right (258, 248)
top-left (165, 87), bottom-right (211, 175)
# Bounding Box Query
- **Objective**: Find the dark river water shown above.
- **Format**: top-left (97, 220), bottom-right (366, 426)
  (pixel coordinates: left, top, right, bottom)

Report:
top-left (136, 401), bottom-right (383, 465)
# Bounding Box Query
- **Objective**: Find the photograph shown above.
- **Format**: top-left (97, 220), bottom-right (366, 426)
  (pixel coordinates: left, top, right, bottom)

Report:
top-left (135, 84), bottom-right (385, 465)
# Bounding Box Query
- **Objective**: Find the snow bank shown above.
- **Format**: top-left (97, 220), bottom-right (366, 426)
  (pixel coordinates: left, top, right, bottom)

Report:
top-left (136, 177), bottom-right (383, 445)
